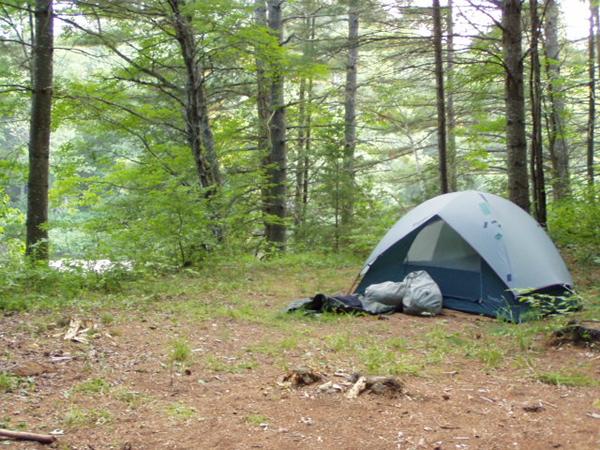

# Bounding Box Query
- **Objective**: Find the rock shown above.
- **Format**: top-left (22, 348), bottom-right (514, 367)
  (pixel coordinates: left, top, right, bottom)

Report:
top-left (523, 403), bottom-right (545, 413)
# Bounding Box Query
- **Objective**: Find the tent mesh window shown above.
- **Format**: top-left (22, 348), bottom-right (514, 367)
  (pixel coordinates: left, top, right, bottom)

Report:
top-left (405, 219), bottom-right (480, 271)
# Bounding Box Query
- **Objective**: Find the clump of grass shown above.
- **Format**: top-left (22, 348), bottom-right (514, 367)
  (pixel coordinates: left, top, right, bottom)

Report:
top-left (0, 372), bottom-right (19, 393)
top-left (246, 335), bottom-right (300, 357)
top-left (165, 402), bottom-right (196, 421)
top-left (537, 371), bottom-right (599, 387)
top-left (325, 333), bottom-right (355, 353)
top-left (64, 406), bottom-right (113, 427)
top-left (356, 345), bottom-right (420, 376)
top-left (472, 346), bottom-right (505, 369)
top-left (169, 339), bottom-right (192, 364)
top-left (100, 312), bottom-right (115, 326)
top-left (246, 413), bottom-right (269, 426)
top-left (71, 378), bottom-right (111, 395)
top-left (113, 389), bottom-right (148, 409)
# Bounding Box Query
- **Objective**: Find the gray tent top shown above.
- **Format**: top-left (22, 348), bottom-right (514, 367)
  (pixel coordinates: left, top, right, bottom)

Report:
top-left (361, 191), bottom-right (572, 293)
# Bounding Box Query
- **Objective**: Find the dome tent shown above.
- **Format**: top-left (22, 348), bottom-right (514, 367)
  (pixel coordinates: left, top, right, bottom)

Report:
top-left (353, 191), bottom-right (573, 320)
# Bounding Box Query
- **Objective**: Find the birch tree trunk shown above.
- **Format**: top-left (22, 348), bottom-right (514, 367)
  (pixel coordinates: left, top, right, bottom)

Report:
top-left (529, 0), bottom-right (546, 225)
top-left (501, 0), bottom-right (530, 211)
top-left (543, 0), bottom-right (569, 200)
top-left (265, 0), bottom-right (287, 250)
top-left (433, 0), bottom-right (448, 194)
top-left (341, 0), bottom-right (359, 231)
top-left (26, 0), bottom-right (54, 261)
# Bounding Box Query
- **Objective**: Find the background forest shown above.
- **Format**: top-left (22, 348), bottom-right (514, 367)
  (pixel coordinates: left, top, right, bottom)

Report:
top-left (0, 0), bottom-right (599, 291)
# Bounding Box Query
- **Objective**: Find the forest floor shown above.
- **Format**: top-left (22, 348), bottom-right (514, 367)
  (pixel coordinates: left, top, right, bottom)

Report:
top-left (1, 255), bottom-right (599, 450)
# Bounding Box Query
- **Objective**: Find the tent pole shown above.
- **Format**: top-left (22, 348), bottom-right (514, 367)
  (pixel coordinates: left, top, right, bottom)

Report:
top-left (347, 271), bottom-right (363, 294)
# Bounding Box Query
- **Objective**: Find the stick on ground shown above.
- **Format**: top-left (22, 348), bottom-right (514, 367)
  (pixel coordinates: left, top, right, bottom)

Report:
top-left (0, 428), bottom-right (57, 444)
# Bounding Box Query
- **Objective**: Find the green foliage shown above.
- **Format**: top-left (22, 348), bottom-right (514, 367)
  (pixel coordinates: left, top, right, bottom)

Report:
top-left (548, 186), bottom-right (600, 264)
top-left (517, 291), bottom-right (583, 320)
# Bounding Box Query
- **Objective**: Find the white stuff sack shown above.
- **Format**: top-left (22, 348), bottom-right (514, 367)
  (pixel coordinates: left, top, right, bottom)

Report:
top-left (364, 281), bottom-right (406, 306)
top-left (401, 271), bottom-right (442, 316)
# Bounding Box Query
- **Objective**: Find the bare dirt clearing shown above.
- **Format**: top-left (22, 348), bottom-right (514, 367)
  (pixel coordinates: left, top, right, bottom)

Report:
top-left (1, 261), bottom-right (599, 449)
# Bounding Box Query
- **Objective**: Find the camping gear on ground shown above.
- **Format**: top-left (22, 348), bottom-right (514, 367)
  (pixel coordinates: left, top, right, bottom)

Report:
top-left (353, 191), bottom-right (574, 321)
top-left (285, 293), bottom-right (365, 314)
top-left (398, 270), bottom-right (443, 316)
top-left (286, 271), bottom-right (443, 316)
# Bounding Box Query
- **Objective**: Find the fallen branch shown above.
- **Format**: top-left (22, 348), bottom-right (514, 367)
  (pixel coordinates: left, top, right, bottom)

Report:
top-left (0, 428), bottom-right (56, 444)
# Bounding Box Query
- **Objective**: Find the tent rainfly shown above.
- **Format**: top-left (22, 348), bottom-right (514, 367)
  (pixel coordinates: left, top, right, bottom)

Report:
top-left (353, 191), bottom-right (573, 320)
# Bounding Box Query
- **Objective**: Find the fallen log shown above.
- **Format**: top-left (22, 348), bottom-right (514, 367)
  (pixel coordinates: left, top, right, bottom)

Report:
top-left (0, 428), bottom-right (56, 444)
top-left (553, 320), bottom-right (600, 346)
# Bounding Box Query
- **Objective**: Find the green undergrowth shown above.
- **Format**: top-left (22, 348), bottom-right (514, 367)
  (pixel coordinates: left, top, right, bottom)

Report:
top-left (0, 252), bottom-right (359, 313)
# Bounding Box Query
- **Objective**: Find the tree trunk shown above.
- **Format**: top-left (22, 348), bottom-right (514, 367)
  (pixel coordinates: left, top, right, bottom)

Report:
top-left (169, 0), bottom-right (222, 191)
top-left (255, 0), bottom-right (273, 239)
top-left (587, 1), bottom-right (596, 187)
top-left (341, 0), bottom-right (359, 231)
top-left (26, 0), bottom-right (53, 261)
top-left (265, 0), bottom-right (287, 250)
top-left (433, 0), bottom-right (448, 194)
top-left (446, 0), bottom-right (457, 192)
top-left (501, 0), bottom-right (530, 211)
top-left (543, 0), bottom-right (569, 200)
top-left (294, 7), bottom-right (314, 227)
top-left (295, 76), bottom-right (307, 226)
top-left (529, 0), bottom-right (546, 226)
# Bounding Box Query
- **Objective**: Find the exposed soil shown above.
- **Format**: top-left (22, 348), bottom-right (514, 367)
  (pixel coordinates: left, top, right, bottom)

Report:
top-left (1, 269), bottom-right (599, 450)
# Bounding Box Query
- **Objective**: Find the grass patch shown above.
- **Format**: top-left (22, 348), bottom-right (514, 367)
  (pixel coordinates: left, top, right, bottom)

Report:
top-left (112, 389), bottom-right (148, 409)
top-left (246, 335), bottom-right (300, 356)
top-left (246, 413), bottom-right (269, 426)
top-left (0, 372), bottom-right (19, 393)
top-left (169, 339), bottom-right (192, 364)
top-left (357, 345), bottom-right (420, 376)
top-left (537, 371), bottom-right (599, 387)
top-left (64, 406), bottom-right (113, 427)
top-left (100, 312), bottom-right (115, 325)
top-left (165, 402), bottom-right (196, 421)
top-left (0, 372), bottom-right (34, 393)
top-left (71, 378), bottom-right (111, 395)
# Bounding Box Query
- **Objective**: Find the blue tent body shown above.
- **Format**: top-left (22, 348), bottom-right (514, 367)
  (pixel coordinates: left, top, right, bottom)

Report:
top-left (354, 191), bottom-right (573, 320)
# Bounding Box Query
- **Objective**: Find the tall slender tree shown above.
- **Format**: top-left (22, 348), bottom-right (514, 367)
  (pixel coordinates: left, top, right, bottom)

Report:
top-left (446, 0), bottom-right (457, 192)
top-left (340, 0), bottom-right (359, 231)
top-left (264, 0), bottom-right (287, 250)
top-left (433, 0), bottom-right (448, 194)
top-left (543, 0), bottom-right (569, 200)
top-left (501, 0), bottom-right (529, 211)
top-left (587, 0), bottom-right (596, 187)
top-left (529, 0), bottom-right (546, 225)
top-left (26, 0), bottom-right (54, 261)
top-left (294, 7), bottom-right (315, 227)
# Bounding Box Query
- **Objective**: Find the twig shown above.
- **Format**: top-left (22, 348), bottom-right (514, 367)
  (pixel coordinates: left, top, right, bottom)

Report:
top-left (0, 428), bottom-right (56, 444)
